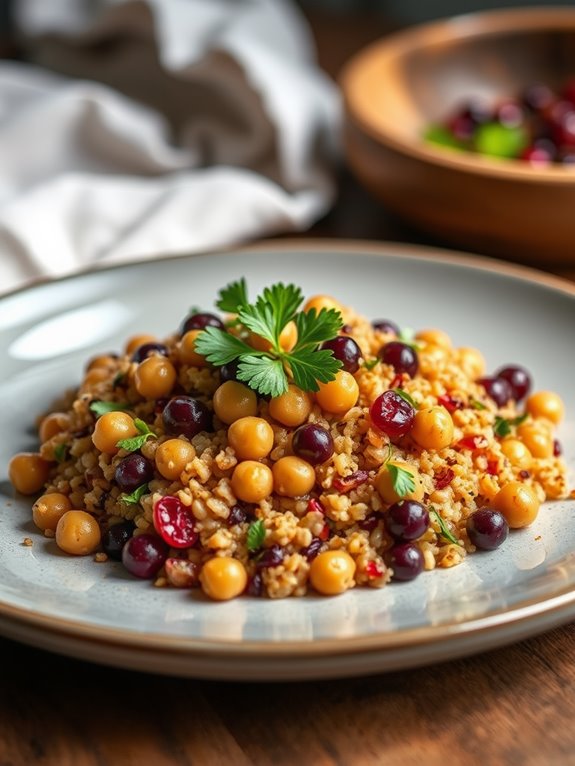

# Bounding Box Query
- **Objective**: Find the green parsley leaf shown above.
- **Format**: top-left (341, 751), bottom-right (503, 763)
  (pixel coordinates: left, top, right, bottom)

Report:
top-left (363, 358), bottom-right (380, 371)
top-left (397, 327), bottom-right (421, 350)
top-left (246, 519), bottom-right (266, 552)
top-left (116, 418), bottom-right (156, 452)
top-left (294, 307), bottom-right (342, 348)
top-left (236, 356), bottom-right (288, 398)
top-left (387, 463), bottom-right (416, 497)
top-left (430, 508), bottom-right (459, 545)
top-left (238, 301), bottom-right (276, 346)
top-left (288, 348), bottom-right (342, 393)
top-left (470, 399), bottom-right (487, 411)
top-left (54, 444), bottom-right (68, 463)
top-left (120, 483), bottom-right (149, 506)
top-left (194, 327), bottom-right (256, 365)
top-left (216, 278), bottom-right (249, 314)
top-left (392, 388), bottom-right (417, 409)
top-left (90, 401), bottom-right (129, 417)
top-left (262, 283), bottom-right (303, 340)
top-left (494, 412), bottom-right (528, 438)
top-left (188, 305), bottom-right (202, 316)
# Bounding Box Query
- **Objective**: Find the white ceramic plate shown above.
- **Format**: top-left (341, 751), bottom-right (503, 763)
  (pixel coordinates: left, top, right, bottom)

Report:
top-left (1, 240), bottom-right (574, 681)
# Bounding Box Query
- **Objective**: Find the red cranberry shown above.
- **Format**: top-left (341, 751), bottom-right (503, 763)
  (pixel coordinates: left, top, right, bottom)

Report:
top-left (321, 336), bottom-right (362, 373)
top-left (153, 496), bottom-right (198, 549)
top-left (448, 112), bottom-right (475, 141)
top-left (466, 508), bottom-right (508, 550)
top-left (478, 376), bottom-right (513, 407)
top-left (379, 342), bottom-right (418, 378)
top-left (520, 146), bottom-right (553, 166)
top-left (292, 423), bottom-right (334, 465)
top-left (495, 365), bottom-right (531, 402)
top-left (384, 500), bottom-right (429, 542)
top-left (122, 534), bottom-right (168, 578)
top-left (369, 390), bottom-right (415, 439)
top-left (389, 543), bottom-right (424, 581)
top-left (553, 439), bottom-right (563, 457)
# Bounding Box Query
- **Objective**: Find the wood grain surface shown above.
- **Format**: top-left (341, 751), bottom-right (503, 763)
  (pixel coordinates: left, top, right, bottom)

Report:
top-left (2, 10), bottom-right (575, 766)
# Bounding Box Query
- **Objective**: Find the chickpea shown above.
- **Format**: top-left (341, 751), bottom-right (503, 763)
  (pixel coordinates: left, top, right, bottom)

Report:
top-left (125, 334), bottom-right (156, 356)
top-left (309, 550), bottom-right (356, 595)
top-left (179, 330), bottom-right (209, 367)
top-left (155, 438), bottom-right (196, 480)
top-left (8, 453), bottom-right (51, 495)
top-left (92, 411), bottom-right (138, 454)
top-left (231, 461), bottom-right (273, 503)
top-left (517, 423), bottom-right (553, 459)
top-left (304, 295), bottom-right (342, 314)
top-left (492, 481), bottom-right (540, 528)
top-left (200, 556), bottom-right (248, 601)
top-left (32, 493), bottom-right (72, 532)
top-left (39, 412), bottom-right (70, 443)
top-left (457, 347), bottom-right (486, 380)
top-left (526, 391), bottom-right (564, 425)
top-left (250, 321), bottom-right (298, 353)
top-left (86, 354), bottom-right (117, 372)
top-left (55, 510), bottom-right (101, 555)
top-left (418, 344), bottom-right (448, 378)
top-left (134, 356), bottom-right (176, 399)
top-left (272, 456), bottom-right (316, 497)
top-left (315, 371), bottom-right (359, 415)
top-left (213, 381), bottom-right (258, 425)
top-left (411, 406), bottom-right (454, 451)
top-left (82, 367), bottom-right (110, 387)
top-left (375, 461), bottom-right (424, 504)
top-left (227, 416), bottom-right (274, 460)
top-left (269, 384), bottom-right (312, 427)
top-left (416, 328), bottom-right (452, 350)
top-left (501, 439), bottom-right (533, 470)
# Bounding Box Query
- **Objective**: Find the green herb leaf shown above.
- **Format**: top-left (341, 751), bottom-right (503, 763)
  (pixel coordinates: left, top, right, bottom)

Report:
top-left (494, 412), bottom-right (528, 438)
top-left (387, 463), bottom-right (416, 498)
top-left (261, 283), bottom-right (303, 340)
top-left (54, 444), bottom-right (68, 463)
top-left (246, 519), bottom-right (266, 552)
top-left (193, 327), bottom-right (256, 365)
top-left (116, 418), bottom-right (156, 452)
top-left (430, 508), bottom-right (459, 544)
top-left (120, 483), bottom-right (149, 505)
top-left (216, 278), bottom-right (249, 314)
top-left (397, 327), bottom-right (421, 350)
top-left (470, 399), bottom-right (487, 411)
top-left (236, 355), bottom-right (288, 398)
top-left (392, 388), bottom-right (417, 409)
top-left (287, 348), bottom-right (342, 393)
top-left (112, 372), bottom-right (125, 388)
top-left (90, 401), bottom-right (129, 417)
top-left (294, 307), bottom-right (343, 348)
top-left (363, 358), bottom-right (380, 371)
top-left (238, 301), bottom-right (276, 346)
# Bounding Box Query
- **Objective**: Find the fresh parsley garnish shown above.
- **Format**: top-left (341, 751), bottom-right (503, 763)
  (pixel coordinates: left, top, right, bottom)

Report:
top-left (387, 463), bottom-right (416, 497)
top-left (54, 444), bottom-right (68, 463)
top-left (494, 413), bottom-right (528, 438)
top-left (430, 508), bottom-right (459, 545)
top-left (194, 281), bottom-right (344, 397)
top-left (363, 357), bottom-right (380, 371)
top-left (392, 388), bottom-right (417, 409)
top-left (246, 519), bottom-right (266, 552)
top-left (120, 483), bottom-right (149, 505)
top-left (116, 418), bottom-right (156, 452)
top-left (397, 327), bottom-right (422, 350)
top-left (90, 401), bottom-right (129, 417)
top-left (469, 399), bottom-right (487, 411)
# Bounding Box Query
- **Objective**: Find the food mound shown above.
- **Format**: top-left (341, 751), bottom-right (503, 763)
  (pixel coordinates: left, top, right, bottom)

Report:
top-left (8, 281), bottom-right (570, 601)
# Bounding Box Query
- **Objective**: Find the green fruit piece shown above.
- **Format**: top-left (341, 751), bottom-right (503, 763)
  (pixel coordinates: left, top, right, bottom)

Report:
top-left (473, 122), bottom-right (529, 159)
top-left (423, 124), bottom-right (466, 151)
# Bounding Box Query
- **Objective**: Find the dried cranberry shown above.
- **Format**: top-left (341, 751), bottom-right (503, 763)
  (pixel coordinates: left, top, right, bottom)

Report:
top-left (255, 544), bottom-right (284, 569)
top-left (365, 560), bottom-right (384, 578)
top-left (301, 537), bottom-right (323, 562)
top-left (553, 439), bottom-right (563, 457)
top-left (227, 505), bottom-right (249, 525)
top-left (333, 470), bottom-right (369, 493)
top-left (307, 498), bottom-right (325, 515)
top-left (437, 394), bottom-right (463, 413)
top-left (434, 468), bottom-right (454, 490)
top-left (486, 459), bottom-right (499, 476)
top-left (369, 390), bottom-right (415, 440)
top-left (457, 435), bottom-right (487, 451)
top-left (153, 496), bottom-right (198, 549)
top-left (247, 572), bottom-right (263, 597)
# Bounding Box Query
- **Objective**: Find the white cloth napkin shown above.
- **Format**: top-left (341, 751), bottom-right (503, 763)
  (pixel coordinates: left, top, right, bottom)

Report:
top-left (0, 0), bottom-right (340, 294)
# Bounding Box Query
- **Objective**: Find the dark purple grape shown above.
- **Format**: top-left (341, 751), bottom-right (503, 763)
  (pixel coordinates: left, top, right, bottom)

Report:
top-left (114, 454), bottom-right (154, 493)
top-left (162, 396), bottom-right (212, 438)
top-left (246, 572), bottom-right (263, 597)
top-left (379, 342), bottom-right (418, 378)
top-left (292, 423), bottom-right (334, 465)
top-left (219, 360), bottom-right (241, 383)
top-left (102, 520), bottom-right (135, 561)
top-left (122, 534), bottom-right (168, 578)
top-left (385, 500), bottom-right (429, 542)
top-left (131, 342), bottom-right (169, 363)
top-left (369, 390), bottom-right (415, 439)
top-left (478, 376), bottom-right (513, 407)
top-left (389, 543), bottom-right (424, 581)
top-left (320, 336), bottom-right (362, 374)
top-left (358, 514), bottom-right (380, 532)
top-left (227, 504), bottom-right (249, 526)
top-left (255, 544), bottom-right (284, 569)
top-left (372, 319), bottom-right (399, 336)
top-left (181, 312), bottom-right (224, 335)
top-left (495, 365), bottom-right (532, 402)
top-left (466, 508), bottom-right (508, 551)
top-left (522, 83), bottom-right (554, 113)
top-left (301, 537), bottom-right (323, 562)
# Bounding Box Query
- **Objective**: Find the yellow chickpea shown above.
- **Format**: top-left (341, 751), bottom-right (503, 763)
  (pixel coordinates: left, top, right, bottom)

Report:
top-left (39, 412), bottom-right (70, 443)
top-left (200, 556), bottom-right (248, 601)
top-left (32, 493), bottom-right (72, 532)
top-left (250, 321), bottom-right (298, 353)
top-left (227, 416), bottom-right (274, 460)
top-left (213, 381), bottom-right (258, 425)
top-left (155, 438), bottom-right (196, 480)
top-left (304, 295), bottom-right (342, 314)
top-left (309, 550), bottom-right (356, 595)
top-left (269, 384), bottom-right (313, 427)
top-left (418, 344), bottom-right (449, 379)
top-left (8, 453), bottom-right (51, 495)
top-left (501, 439), bottom-right (533, 471)
top-left (416, 328), bottom-right (452, 350)
top-left (492, 481), bottom-right (540, 528)
top-left (375, 461), bottom-right (424, 504)
top-left (231, 461), bottom-right (273, 503)
top-left (92, 411), bottom-right (138, 454)
top-left (517, 423), bottom-right (553, 459)
top-left (457, 347), bottom-right (486, 380)
top-left (86, 354), bottom-right (117, 372)
top-left (179, 330), bottom-right (209, 367)
top-left (55, 510), bottom-right (102, 555)
top-left (82, 367), bottom-right (110, 387)
top-left (272, 456), bottom-right (316, 498)
top-left (315, 371), bottom-right (359, 415)
top-left (134, 356), bottom-right (177, 399)
top-left (526, 391), bottom-right (564, 425)
top-left (125, 334), bottom-right (156, 356)
top-left (411, 406), bottom-right (454, 451)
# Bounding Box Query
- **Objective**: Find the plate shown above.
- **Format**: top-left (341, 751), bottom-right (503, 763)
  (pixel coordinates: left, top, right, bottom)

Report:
top-left (1, 240), bottom-right (574, 681)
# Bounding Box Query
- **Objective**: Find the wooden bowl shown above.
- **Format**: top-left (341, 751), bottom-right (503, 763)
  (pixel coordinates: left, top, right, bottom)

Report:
top-left (341, 8), bottom-right (575, 264)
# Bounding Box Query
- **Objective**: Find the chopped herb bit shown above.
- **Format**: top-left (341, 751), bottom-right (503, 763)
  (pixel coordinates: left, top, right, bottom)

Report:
top-left (112, 372), bottom-right (125, 387)
top-left (397, 327), bottom-right (422, 350)
top-left (120, 483), bottom-right (149, 505)
top-left (216, 278), bottom-right (249, 314)
top-left (246, 519), bottom-right (266, 552)
top-left (363, 357), bottom-right (380, 371)
top-left (188, 305), bottom-right (202, 316)
top-left (470, 399), bottom-right (487, 411)
top-left (387, 463), bottom-right (416, 497)
top-left (430, 508), bottom-right (459, 545)
top-left (116, 418), bottom-right (156, 452)
top-left (90, 401), bottom-right (129, 417)
top-left (54, 444), bottom-right (68, 463)
top-left (392, 388), bottom-right (417, 409)
top-left (494, 412), bottom-right (528, 438)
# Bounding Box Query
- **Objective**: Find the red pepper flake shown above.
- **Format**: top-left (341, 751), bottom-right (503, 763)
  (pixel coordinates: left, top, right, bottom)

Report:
top-left (389, 373), bottom-right (403, 390)
top-left (333, 470), bottom-right (369, 493)
top-left (319, 524), bottom-right (330, 541)
top-left (457, 435), bottom-right (488, 451)
top-left (486, 459), bottom-right (499, 476)
top-left (365, 560), bottom-right (384, 578)
top-left (307, 498), bottom-right (324, 515)
top-left (438, 394), bottom-right (464, 413)
top-left (434, 468), bottom-right (454, 490)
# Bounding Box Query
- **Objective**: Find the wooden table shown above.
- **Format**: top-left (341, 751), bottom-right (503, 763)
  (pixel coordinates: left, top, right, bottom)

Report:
top-left (2, 12), bottom-right (575, 766)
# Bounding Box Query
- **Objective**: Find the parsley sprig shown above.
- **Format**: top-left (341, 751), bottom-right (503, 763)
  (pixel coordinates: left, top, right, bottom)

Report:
top-left (116, 418), bottom-right (156, 452)
top-left (246, 519), bottom-right (266, 552)
top-left (494, 413), bottom-right (528, 438)
top-left (387, 463), bottom-right (416, 497)
top-left (430, 508), bottom-right (459, 545)
top-left (120, 483), bottom-right (149, 506)
top-left (194, 281), bottom-right (344, 397)
top-left (90, 401), bottom-right (129, 417)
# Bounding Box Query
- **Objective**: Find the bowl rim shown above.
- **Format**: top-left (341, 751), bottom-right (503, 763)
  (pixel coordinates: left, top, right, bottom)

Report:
top-left (340, 6), bottom-right (575, 185)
